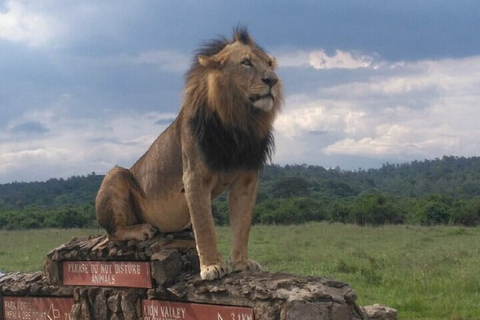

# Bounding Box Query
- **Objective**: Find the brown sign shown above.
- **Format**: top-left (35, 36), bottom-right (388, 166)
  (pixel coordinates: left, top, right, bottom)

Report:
top-left (142, 300), bottom-right (254, 320)
top-left (3, 296), bottom-right (74, 320)
top-left (63, 261), bottom-right (152, 288)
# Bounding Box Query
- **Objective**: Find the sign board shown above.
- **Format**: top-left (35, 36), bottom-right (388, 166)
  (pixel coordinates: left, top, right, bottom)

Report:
top-left (63, 261), bottom-right (152, 288)
top-left (142, 300), bottom-right (254, 320)
top-left (3, 296), bottom-right (74, 320)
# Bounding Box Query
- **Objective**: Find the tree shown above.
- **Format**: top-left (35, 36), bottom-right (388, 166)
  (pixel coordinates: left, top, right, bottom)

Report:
top-left (271, 177), bottom-right (310, 198)
top-left (49, 209), bottom-right (88, 228)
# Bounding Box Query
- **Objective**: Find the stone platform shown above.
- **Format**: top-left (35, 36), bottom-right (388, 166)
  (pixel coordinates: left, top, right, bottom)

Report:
top-left (0, 233), bottom-right (398, 320)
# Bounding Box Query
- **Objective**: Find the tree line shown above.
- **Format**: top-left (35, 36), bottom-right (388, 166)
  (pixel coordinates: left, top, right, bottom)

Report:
top-left (2, 156), bottom-right (480, 229)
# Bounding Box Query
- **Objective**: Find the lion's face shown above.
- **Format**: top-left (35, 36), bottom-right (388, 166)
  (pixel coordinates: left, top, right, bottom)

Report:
top-left (197, 34), bottom-right (282, 114)
top-left (218, 42), bottom-right (280, 112)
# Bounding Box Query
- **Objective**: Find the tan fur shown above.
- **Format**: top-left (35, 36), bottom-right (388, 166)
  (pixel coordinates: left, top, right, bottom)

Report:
top-left (95, 28), bottom-right (282, 280)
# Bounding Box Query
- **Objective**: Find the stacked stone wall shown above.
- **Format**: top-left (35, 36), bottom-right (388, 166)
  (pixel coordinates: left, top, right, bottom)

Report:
top-left (0, 233), bottom-right (397, 320)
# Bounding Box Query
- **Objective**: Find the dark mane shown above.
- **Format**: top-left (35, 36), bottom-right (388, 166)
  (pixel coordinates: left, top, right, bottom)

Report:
top-left (233, 26), bottom-right (252, 45)
top-left (190, 104), bottom-right (274, 172)
top-left (187, 26), bottom-right (254, 75)
top-left (195, 37), bottom-right (230, 59)
top-left (184, 26), bottom-right (279, 172)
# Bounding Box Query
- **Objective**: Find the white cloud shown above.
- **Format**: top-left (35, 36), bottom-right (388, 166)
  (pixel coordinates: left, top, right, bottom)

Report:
top-left (3, 45), bottom-right (480, 181)
top-left (323, 123), bottom-right (458, 158)
top-left (273, 55), bottom-right (480, 165)
top-left (276, 51), bottom-right (311, 68)
top-left (0, 105), bottom-right (177, 183)
top-left (277, 48), bottom-right (380, 70)
top-left (309, 50), bottom-right (376, 70)
top-left (0, 1), bottom-right (60, 46)
top-left (275, 96), bottom-right (360, 138)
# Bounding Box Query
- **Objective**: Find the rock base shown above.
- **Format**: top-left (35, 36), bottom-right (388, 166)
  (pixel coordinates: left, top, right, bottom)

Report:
top-left (0, 233), bottom-right (398, 320)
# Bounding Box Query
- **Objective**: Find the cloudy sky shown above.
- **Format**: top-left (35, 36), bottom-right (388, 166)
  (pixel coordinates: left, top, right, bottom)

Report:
top-left (1, 0), bottom-right (480, 183)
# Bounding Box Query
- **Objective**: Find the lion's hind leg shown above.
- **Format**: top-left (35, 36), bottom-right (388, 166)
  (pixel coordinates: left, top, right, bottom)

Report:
top-left (95, 167), bottom-right (157, 242)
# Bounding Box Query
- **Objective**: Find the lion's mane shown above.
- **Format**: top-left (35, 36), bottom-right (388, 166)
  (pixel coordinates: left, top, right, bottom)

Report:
top-left (183, 27), bottom-right (282, 172)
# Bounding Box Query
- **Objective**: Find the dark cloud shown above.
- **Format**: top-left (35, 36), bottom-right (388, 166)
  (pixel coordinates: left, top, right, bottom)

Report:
top-left (2, 0), bottom-right (480, 182)
top-left (10, 121), bottom-right (49, 135)
top-left (308, 130), bottom-right (329, 136)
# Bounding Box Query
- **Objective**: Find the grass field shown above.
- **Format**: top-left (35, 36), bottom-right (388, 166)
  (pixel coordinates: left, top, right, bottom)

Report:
top-left (1, 223), bottom-right (480, 319)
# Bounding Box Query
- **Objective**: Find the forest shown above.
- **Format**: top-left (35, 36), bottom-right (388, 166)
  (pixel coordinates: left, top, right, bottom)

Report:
top-left (2, 155), bottom-right (480, 229)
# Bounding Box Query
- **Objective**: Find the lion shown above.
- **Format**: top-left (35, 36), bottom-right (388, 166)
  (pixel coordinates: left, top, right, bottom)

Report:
top-left (95, 27), bottom-right (282, 280)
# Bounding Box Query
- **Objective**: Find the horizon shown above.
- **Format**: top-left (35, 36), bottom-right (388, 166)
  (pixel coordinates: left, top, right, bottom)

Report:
top-left (2, 1), bottom-right (480, 183)
top-left (0, 154), bottom-right (473, 185)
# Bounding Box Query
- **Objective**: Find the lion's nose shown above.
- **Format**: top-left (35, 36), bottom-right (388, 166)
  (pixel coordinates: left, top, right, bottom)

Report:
top-left (262, 71), bottom-right (278, 87)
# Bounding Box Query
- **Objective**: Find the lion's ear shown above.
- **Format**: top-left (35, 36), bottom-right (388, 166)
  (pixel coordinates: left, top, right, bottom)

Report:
top-left (269, 55), bottom-right (278, 69)
top-left (198, 55), bottom-right (220, 69)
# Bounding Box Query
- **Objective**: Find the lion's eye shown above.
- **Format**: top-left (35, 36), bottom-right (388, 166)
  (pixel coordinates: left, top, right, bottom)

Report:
top-left (241, 59), bottom-right (252, 67)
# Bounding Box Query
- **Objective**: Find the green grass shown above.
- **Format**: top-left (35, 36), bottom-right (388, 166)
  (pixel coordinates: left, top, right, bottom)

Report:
top-left (218, 223), bottom-right (480, 320)
top-left (2, 224), bottom-right (480, 319)
top-left (0, 228), bottom-right (105, 272)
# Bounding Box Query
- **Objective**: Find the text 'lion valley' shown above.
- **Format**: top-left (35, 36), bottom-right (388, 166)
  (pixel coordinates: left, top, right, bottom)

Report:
top-left (142, 300), bottom-right (254, 320)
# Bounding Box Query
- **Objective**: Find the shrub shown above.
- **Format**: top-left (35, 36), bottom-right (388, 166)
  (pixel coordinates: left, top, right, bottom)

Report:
top-left (414, 195), bottom-right (454, 225)
top-left (253, 197), bottom-right (325, 225)
top-left (352, 192), bottom-right (405, 225)
top-left (450, 198), bottom-right (480, 226)
top-left (46, 209), bottom-right (88, 228)
top-left (212, 201), bottom-right (229, 225)
top-left (327, 200), bottom-right (353, 223)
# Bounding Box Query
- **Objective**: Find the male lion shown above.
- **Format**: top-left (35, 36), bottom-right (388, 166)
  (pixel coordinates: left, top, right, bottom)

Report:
top-left (95, 28), bottom-right (282, 280)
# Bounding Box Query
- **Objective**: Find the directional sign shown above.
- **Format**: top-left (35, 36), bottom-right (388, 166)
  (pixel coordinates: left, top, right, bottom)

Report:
top-left (3, 296), bottom-right (74, 320)
top-left (142, 300), bottom-right (254, 320)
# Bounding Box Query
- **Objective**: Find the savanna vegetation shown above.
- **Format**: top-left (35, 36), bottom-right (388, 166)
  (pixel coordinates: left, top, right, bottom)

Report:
top-left (3, 156), bottom-right (480, 229)
top-left (1, 224), bottom-right (479, 319)
top-left (3, 157), bottom-right (480, 319)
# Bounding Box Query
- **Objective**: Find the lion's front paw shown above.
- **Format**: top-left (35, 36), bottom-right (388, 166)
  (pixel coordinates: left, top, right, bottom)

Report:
top-left (231, 260), bottom-right (262, 273)
top-left (110, 224), bottom-right (157, 242)
top-left (137, 224), bottom-right (157, 241)
top-left (200, 262), bottom-right (232, 280)
top-left (125, 224), bottom-right (157, 241)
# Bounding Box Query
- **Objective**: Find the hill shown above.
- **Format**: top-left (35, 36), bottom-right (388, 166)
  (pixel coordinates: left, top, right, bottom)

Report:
top-left (260, 156), bottom-right (480, 198)
top-left (0, 173), bottom-right (103, 209)
top-left (2, 156), bottom-right (480, 228)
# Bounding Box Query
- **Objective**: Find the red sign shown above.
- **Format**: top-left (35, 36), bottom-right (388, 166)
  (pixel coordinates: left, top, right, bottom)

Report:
top-left (142, 300), bottom-right (254, 320)
top-left (3, 296), bottom-right (74, 320)
top-left (63, 261), bottom-right (152, 288)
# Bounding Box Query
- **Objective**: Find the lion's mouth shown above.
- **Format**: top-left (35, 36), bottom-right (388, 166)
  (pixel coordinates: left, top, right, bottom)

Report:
top-left (249, 93), bottom-right (274, 103)
top-left (250, 93), bottom-right (275, 111)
